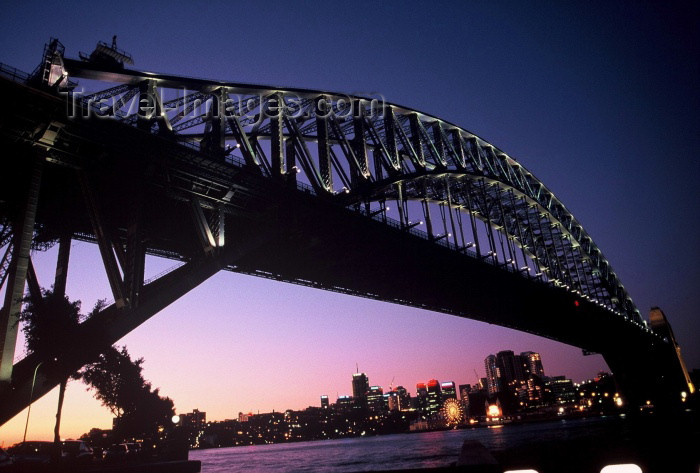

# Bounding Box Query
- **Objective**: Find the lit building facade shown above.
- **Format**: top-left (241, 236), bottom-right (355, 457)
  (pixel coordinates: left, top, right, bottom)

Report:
top-left (367, 386), bottom-right (385, 412)
top-left (440, 381), bottom-right (456, 402)
top-left (496, 350), bottom-right (526, 389)
top-left (521, 351), bottom-right (545, 378)
top-left (547, 376), bottom-right (576, 404)
top-left (335, 395), bottom-right (353, 413)
top-left (416, 382), bottom-right (428, 414)
top-left (395, 386), bottom-right (411, 411)
top-left (484, 355), bottom-right (501, 395)
top-left (352, 373), bottom-right (369, 411)
top-left (426, 379), bottom-right (441, 415)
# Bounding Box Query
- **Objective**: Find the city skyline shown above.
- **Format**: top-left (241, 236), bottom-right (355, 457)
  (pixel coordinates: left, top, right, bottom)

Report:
top-left (1, 1), bottom-right (698, 448)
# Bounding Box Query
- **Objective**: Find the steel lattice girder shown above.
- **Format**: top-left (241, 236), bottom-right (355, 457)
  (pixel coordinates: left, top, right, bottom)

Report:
top-left (2, 40), bottom-right (691, 422)
top-left (41, 53), bottom-right (645, 327)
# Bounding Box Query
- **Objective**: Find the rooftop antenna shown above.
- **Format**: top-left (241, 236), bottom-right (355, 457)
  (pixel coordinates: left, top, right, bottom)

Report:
top-left (356, 363), bottom-right (359, 374)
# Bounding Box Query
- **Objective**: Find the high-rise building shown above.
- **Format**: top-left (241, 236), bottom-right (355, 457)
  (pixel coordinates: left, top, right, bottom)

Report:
top-left (484, 355), bottom-right (501, 395)
top-left (496, 350), bottom-right (526, 389)
top-left (458, 384), bottom-right (471, 402)
top-left (320, 395), bottom-right (329, 409)
top-left (180, 409), bottom-right (206, 431)
top-left (416, 382), bottom-right (428, 414)
top-left (440, 381), bottom-right (456, 402)
top-left (426, 379), bottom-right (442, 415)
top-left (395, 386), bottom-right (411, 411)
top-left (458, 384), bottom-right (471, 412)
top-left (367, 386), bottom-right (385, 412)
top-left (547, 376), bottom-right (575, 404)
top-left (388, 386), bottom-right (411, 412)
top-left (335, 395), bottom-right (353, 413)
top-left (387, 390), bottom-right (399, 411)
top-left (352, 372), bottom-right (369, 410)
top-left (521, 351), bottom-right (545, 378)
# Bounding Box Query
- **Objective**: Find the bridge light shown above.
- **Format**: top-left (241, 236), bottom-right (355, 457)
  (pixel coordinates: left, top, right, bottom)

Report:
top-left (574, 300), bottom-right (580, 307)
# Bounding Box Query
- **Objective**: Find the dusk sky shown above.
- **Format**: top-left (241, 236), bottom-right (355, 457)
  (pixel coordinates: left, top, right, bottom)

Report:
top-left (1, 1), bottom-right (698, 446)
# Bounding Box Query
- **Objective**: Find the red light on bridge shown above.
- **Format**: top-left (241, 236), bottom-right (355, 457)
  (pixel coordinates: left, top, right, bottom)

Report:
top-left (574, 300), bottom-right (580, 307)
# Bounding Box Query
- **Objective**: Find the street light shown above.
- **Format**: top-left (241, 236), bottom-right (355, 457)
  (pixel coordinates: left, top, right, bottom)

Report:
top-left (23, 361), bottom-right (43, 442)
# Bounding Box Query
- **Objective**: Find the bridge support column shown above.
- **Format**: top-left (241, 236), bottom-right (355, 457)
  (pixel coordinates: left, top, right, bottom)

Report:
top-left (0, 215), bottom-right (278, 426)
top-left (78, 172), bottom-right (127, 308)
top-left (53, 233), bottom-right (71, 298)
top-left (0, 156), bottom-right (42, 386)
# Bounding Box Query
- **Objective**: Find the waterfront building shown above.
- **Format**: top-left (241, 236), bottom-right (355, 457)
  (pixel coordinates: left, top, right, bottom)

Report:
top-left (387, 390), bottom-right (399, 411)
top-left (485, 355), bottom-right (501, 395)
top-left (458, 384), bottom-right (471, 411)
top-left (426, 379), bottom-right (441, 415)
top-left (518, 376), bottom-right (545, 405)
top-left (496, 350), bottom-right (527, 389)
top-left (395, 386), bottom-right (411, 411)
top-left (321, 395), bottom-right (329, 409)
top-left (521, 351), bottom-right (545, 378)
top-left (367, 385), bottom-right (385, 412)
top-left (352, 372), bottom-right (369, 410)
top-left (479, 378), bottom-right (488, 391)
top-left (440, 381), bottom-right (456, 402)
top-left (180, 408), bottom-right (206, 430)
top-left (547, 376), bottom-right (576, 404)
top-left (335, 395), bottom-right (353, 413)
top-left (416, 382), bottom-right (428, 414)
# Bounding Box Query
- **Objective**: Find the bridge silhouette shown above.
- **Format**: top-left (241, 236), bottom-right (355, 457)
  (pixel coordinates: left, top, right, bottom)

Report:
top-left (0, 39), bottom-right (693, 426)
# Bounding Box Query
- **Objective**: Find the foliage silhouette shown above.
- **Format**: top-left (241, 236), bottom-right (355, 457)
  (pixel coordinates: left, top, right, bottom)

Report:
top-left (19, 290), bottom-right (174, 441)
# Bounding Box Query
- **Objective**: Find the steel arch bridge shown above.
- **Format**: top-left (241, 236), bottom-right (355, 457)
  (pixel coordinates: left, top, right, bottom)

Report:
top-left (0, 39), bottom-right (693, 425)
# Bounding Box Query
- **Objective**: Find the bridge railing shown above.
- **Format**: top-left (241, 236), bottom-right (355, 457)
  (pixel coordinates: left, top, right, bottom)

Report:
top-left (0, 63), bottom-right (29, 84)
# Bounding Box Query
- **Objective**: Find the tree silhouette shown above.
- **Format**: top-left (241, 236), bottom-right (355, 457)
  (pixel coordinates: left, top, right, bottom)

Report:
top-left (18, 289), bottom-right (85, 447)
top-left (19, 292), bottom-right (174, 442)
top-left (78, 345), bottom-right (175, 440)
top-left (18, 289), bottom-right (84, 355)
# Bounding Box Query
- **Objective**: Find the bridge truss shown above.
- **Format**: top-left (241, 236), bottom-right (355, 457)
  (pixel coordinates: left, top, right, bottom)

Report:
top-left (0, 39), bottom-right (689, 424)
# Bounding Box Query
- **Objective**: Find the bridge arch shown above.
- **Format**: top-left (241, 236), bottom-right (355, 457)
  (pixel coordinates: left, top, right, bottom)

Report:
top-left (1, 39), bottom-right (691, 425)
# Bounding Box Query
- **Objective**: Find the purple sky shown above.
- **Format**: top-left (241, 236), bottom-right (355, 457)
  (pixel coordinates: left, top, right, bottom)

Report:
top-left (1, 1), bottom-right (698, 445)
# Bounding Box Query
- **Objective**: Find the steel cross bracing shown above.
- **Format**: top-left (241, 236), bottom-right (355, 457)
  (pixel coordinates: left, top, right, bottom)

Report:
top-left (0, 39), bottom-right (679, 423)
top-left (35, 45), bottom-right (646, 327)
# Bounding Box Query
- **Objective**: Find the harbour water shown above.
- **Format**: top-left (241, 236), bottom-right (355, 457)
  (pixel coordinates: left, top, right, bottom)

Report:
top-left (190, 416), bottom-right (622, 472)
